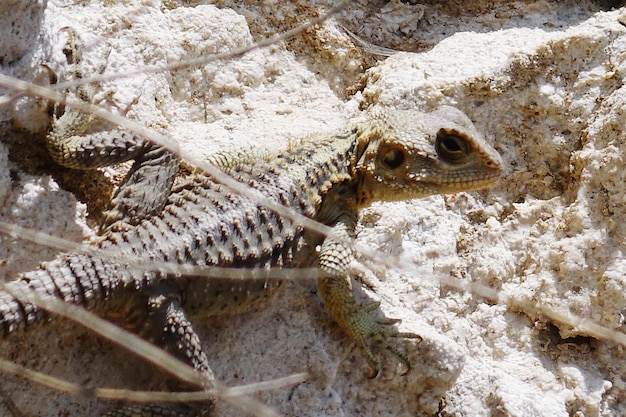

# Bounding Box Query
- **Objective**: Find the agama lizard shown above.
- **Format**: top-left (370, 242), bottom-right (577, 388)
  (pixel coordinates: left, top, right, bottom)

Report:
top-left (0, 40), bottom-right (504, 417)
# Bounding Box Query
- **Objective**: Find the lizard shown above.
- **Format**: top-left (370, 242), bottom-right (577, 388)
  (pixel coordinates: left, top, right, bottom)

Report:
top-left (0, 36), bottom-right (504, 417)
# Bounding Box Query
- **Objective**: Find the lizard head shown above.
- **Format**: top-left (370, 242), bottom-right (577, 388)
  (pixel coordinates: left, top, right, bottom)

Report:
top-left (355, 106), bottom-right (504, 206)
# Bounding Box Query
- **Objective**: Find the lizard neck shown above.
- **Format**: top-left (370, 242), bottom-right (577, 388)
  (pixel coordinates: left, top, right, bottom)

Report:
top-left (280, 126), bottom-right (364, 215)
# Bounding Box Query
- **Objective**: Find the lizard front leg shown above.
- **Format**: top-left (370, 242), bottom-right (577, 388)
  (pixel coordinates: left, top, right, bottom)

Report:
top-left (47, 29), bottom-right (179, 232)
top-left (317, 211), bottom-right (421, 378)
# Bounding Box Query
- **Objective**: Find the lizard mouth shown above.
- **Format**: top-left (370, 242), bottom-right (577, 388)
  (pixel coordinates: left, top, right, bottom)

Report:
top-left (358, 170), bottom-right (502, 206)
top-left (420, 163), bottom-right (503, 191)
top-left (427, 176), bottom-right (501, 194)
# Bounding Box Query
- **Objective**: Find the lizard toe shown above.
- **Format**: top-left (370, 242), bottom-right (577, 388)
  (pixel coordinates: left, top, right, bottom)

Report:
top-left (351, 307), bottom-right (422, 378)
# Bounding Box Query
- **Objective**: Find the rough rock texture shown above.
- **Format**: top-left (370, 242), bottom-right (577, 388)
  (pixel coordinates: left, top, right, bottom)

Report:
top-left (0, 0), bottom-right (48, 66)
top-left (2, 1), bottom-right (626, 416)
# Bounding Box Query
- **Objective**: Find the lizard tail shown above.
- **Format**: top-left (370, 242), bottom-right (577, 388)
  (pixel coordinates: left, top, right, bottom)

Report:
top-left (0, 253), bottom-right (124, 337)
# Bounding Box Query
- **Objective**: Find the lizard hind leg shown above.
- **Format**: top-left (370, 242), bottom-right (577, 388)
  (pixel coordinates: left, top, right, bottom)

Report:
top-left (104, 283), bottom-right (216, 417)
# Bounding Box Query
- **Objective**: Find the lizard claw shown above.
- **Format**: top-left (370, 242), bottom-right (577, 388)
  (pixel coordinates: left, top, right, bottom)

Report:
top-left (317, 276), bottom-right (422, 377)
top-left (350, 304), bottom-right (423, 378)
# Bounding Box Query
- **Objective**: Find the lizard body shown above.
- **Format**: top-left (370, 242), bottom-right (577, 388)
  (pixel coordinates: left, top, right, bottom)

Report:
top-left (0, 39), bottom-right (503, 416)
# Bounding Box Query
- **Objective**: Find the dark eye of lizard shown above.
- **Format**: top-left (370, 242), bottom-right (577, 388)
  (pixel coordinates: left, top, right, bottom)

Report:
top-left (381, 148), bottom-right (405, 169)
top-left (436, 131), bottom-right (470, 163)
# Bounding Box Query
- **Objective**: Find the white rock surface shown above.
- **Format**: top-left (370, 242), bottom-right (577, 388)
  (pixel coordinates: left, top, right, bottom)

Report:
top-left (1, 1), bottom-right (626, 416)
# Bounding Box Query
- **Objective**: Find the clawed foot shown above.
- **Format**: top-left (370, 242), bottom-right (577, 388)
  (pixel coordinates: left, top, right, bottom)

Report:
top-left (317, 274), bottom-right (422, 378)
top-left (352, 301), bottom-right (422, 378)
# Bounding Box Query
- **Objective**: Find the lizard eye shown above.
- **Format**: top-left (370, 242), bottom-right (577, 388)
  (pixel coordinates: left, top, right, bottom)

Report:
top-left (381, 148), bottom-right (405, 169)
top-left (436, 131), bottom-right (470, 162)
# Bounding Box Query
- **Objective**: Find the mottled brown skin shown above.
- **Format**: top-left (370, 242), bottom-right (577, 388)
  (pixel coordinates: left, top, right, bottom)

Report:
top-left (1, 36), bottom-right (503, 417)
